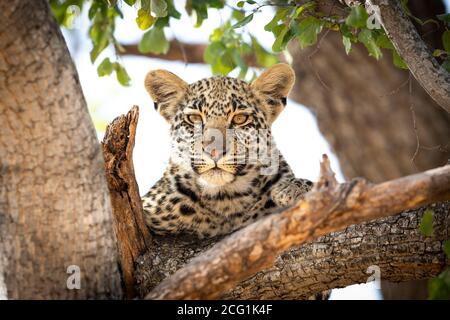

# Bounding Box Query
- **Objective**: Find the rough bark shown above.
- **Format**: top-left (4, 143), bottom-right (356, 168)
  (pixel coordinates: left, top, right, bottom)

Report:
top-left (144, 157), bottom-right (450, 300)
top-left (0, 0), bottom-right (122, 299)
top-left (135, 201), bottom-right (449, 299)
top-left (225, 201), bottom-right (450, 299)
top-left (102, 106), bottom-right (152, 299)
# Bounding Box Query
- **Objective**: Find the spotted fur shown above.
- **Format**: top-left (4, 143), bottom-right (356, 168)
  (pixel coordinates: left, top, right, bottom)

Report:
top-left (142, 64), bottom-right (312, 239)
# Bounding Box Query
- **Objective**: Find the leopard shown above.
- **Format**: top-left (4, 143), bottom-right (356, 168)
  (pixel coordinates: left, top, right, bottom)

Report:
top-left (141, 63), bottom-right (313, 239)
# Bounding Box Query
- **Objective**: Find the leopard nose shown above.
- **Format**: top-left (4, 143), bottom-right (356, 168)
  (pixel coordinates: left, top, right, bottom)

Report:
top-left (202, 144), bottom-right (225, 161)
top-left (202, 128), bottom-right (227, 161)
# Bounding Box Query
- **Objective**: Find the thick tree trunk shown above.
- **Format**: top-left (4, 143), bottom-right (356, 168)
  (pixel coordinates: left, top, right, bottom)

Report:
top-left (0, 0), bottom-right (122, 299)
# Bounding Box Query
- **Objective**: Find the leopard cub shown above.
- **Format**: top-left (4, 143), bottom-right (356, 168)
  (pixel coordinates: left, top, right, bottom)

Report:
top-left (142, 64), bottom-right (312, 239)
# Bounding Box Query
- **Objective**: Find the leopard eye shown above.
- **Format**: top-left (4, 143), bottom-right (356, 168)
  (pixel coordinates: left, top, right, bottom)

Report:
top-left (232, 114), bottom-right (249, 126)
top-left (186, 114), bottom-right (202, 125)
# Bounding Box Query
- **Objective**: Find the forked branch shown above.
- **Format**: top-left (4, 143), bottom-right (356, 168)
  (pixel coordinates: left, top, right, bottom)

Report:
top-left (102, 107), bottom-right (450, 300)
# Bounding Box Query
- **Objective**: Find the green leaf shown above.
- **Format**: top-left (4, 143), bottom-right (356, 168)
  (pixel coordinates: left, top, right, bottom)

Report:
top-left (186, 0), bottom-right (224, 27)
top-left (294, 17), bottom-right (323, 49)
top-left (90, 33), bottom-right (110, 63)
top-left (88, 1), bottom-right (102, 20)
top-left (433, 49), bottom-right (447, 57)
top-left (88, 4), bottom-right (116, 63)
top-left (154, 16), bottom-right (170, 28)
top-left (151, 0), bottom-right (167, 18)
top-left (61, 4), bottom-right (82, 29)
top-left (237, 1), bottom-right (245, 8)
top-left (340, 23), bottom-right (352, 38)
top-left (428, 269), bottom-right (450, 300)
top-left (136, 8), bottom-right (155, 30)
top-left (392, 49), bottom-right (408, 69)
top-left (437, 13), bottom-right (450, 23)
top-left (251, 36), bottom-right (278, 67)
top-left (97, 58), bottom-right (114, 76)
top-left (346, 5), bottom-right (369, 28)
top-left (342, 35), bottom-right (352, 55)
top-left (264, 8), bottom-right (289, 32)
top-left (204, 41), bottom-right (225, 64)
top-left (138, 27), bottom-right (169, 54)
top-left (114, 63), bottom-right (131, 86)
top-left (204, 42), bottom-right (234, 75)
top-left (442, 30), bottom-right (450, 53)
top-left (272, 25), bottom-right (289, 53)
top-left (444, 240), bottom-right (450, 259)
top-left (167, 1), bottom-right (181, 19)
top-left (231, 9), bottom-right (245, 22)
top-left (210, 27), bottom-right (225, 42)
top-left (358, 29), bottom-right (382, 60)
top-left (420, 209), bottom-right (434, 237)
top-left (123, 0), bottom-right (137, 5)
top-left (373, 32), bottom-right (407, 69)
top-left (376, 32), bottom-right (393, 49)
top-left (232, 13), bottom-right (254, 29)
top-left (230, 48), bottom-right (247, 78)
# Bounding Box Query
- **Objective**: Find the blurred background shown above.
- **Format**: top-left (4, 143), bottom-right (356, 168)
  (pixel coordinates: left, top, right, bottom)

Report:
top-left (60, 0), bottom-right (450, 300)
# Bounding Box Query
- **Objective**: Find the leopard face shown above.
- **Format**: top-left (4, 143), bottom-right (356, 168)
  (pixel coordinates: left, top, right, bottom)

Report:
top-left (145, 64), bottom-right (293, 192)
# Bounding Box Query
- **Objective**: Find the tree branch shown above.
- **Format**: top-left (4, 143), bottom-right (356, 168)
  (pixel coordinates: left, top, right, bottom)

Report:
top-left (145, 156), bottom-right (450, 299)
top-left (135, 201), bottom-right (449, 299)
top-left (102, 106), bottom-right (152, 299)
top-left (120, 42), bottom-right (258, 66)
top-left (121, 42), bottom-right (206, 64)
top-left (225, 201), bottom-right (449, 299)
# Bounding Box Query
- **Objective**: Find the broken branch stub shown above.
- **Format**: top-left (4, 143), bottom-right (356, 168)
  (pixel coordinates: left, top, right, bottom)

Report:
top-left (102, 105), bottom-right (152, 299)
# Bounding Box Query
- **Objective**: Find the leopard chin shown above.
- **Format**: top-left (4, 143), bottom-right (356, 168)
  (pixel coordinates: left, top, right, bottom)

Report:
top-left (198, 168), bottom-right (235, 187)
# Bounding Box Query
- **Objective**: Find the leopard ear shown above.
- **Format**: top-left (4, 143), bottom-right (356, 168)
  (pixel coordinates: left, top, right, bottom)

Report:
top-left (145, 70), bottom-right (188, 121)
top-left (251, 63), bottom-right (295, 123)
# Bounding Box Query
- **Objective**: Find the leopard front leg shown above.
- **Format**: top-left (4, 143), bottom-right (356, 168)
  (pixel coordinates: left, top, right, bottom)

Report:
top-left (270, 177), bottom-right (313, 208)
